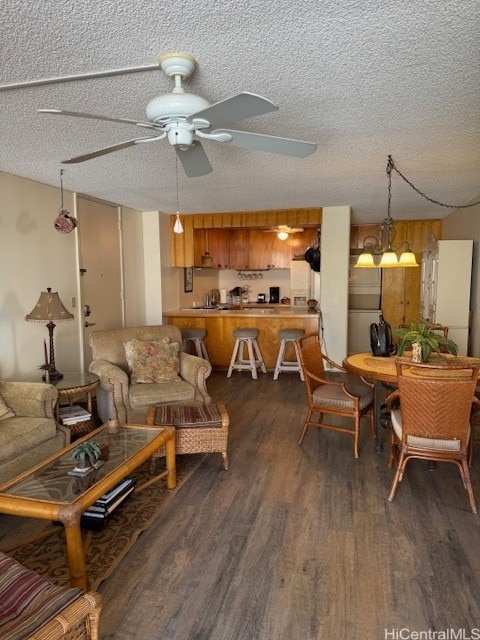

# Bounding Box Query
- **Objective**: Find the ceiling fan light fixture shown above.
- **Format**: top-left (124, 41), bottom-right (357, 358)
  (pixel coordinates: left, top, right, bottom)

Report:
top-left (277, 230), bottom-right (289, 241)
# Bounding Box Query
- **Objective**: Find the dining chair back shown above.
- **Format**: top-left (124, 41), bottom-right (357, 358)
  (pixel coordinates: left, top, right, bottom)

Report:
top-left (386, 359), bottom-right (480, 512)
top-left (297, 332), bottom-right (375, 458)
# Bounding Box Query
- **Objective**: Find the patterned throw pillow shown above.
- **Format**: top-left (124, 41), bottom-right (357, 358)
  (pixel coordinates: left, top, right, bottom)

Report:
top-left (0, 394), bottom-right (15, 422)
top-left (123, 338), bottom-right (181, 384)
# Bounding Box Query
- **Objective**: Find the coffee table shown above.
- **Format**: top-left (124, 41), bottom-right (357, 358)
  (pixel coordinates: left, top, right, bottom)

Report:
top-left (0, 423), bottom-right (175, 591)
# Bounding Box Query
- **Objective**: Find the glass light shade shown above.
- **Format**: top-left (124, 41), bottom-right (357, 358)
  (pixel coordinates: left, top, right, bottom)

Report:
top-left (277, 231), bottom-right (289, 241)
top-left (398, 251), bottom-right (419, 267)
top-left (173, 213), bottom-right (184, 234)
top-left (379, 250), bottom-right (399, 268)
top-left (354, 252), bottom-right (377, 268)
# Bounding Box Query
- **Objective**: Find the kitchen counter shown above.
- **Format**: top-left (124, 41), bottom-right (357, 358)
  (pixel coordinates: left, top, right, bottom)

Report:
top-left (163, 307), bottom-right (319, 369)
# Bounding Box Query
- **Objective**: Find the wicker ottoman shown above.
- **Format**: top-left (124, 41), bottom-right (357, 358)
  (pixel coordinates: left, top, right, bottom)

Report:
top-left (146, 402), bottom-right (229, 470)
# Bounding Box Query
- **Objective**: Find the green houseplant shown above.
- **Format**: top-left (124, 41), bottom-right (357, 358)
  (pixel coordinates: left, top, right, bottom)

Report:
top-left (71, 441), bottom-right (102, 469)
top-left (392, 322), bottom-right (458, 362)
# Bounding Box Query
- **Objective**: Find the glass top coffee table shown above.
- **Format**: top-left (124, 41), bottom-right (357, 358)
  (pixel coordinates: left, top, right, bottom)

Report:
top-left (0, 423), bottom-right (176, 590)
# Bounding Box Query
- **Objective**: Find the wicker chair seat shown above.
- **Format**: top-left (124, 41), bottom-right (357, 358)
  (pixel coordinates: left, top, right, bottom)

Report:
top-left (312, 373), bottom-right (374, 411)
top-left (391, 410), bottom-right (461, 451)
top-left (0, 552), bottom-right (102, 640)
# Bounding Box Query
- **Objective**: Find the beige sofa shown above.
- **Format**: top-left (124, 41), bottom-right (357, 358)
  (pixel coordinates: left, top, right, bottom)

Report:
top-left (89, 325), bottom-right (212, 424)
top-left (0, 381), bottom-right (70, 485)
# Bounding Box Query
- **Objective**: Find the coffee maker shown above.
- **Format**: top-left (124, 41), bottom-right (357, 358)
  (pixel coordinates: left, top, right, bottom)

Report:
top-left (269, 287), bottom-right (280, 304)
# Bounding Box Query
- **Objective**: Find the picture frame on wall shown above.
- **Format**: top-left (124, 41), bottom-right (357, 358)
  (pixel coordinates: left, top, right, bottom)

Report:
top-left (184, 267), bottom-right (193, 293)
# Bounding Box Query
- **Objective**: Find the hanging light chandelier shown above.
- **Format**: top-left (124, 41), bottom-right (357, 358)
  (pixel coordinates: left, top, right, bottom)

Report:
top-left (355, 154), bottom-right (480, 268)
top-left (355, 156), bottom-right (418, 268)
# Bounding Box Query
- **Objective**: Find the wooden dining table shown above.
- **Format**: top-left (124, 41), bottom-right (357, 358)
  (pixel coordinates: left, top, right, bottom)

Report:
top-left (342, 352), bottom-right (480, 452)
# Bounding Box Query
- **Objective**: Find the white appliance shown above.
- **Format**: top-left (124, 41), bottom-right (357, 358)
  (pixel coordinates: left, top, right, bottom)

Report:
top-left (348, 256), bottom-right (382, 354)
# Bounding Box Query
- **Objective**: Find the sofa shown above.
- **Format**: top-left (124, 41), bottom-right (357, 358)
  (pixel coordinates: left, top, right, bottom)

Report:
top-left (89, 325), bottom-right (212, 424)
top-left (0, 381), bottom-right (70, 486)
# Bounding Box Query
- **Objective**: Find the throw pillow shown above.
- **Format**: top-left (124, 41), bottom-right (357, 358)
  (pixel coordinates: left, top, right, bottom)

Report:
top-left (0, 394), bottom-right (15, 422)
top-left (123, 338), bottom-right (181, 384)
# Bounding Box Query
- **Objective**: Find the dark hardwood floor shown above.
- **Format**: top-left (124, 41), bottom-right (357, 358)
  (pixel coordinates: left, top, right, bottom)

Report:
top-left (98, 370), bottom-right (480, 640)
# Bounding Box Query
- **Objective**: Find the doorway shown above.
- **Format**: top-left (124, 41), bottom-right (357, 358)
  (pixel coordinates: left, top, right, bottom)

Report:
top-left (76, 195), bottom-right (124, 368)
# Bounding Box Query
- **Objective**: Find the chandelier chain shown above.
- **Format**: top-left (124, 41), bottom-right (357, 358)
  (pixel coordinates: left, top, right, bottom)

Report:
top-left (388, 154), bottom-right (480, 209)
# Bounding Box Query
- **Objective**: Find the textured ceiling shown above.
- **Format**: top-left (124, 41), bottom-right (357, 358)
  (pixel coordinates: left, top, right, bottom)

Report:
top-left (1, 0), bottom-right (479, 224)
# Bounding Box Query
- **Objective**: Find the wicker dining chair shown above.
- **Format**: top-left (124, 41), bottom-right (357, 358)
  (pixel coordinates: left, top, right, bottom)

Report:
top-left (386, 359), bottom-right (480, 513)
top-left (297, 332), bottom-right (375, 458)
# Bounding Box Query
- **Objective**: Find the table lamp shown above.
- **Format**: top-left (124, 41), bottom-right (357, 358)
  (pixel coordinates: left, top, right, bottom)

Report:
top-left (25, 287), bottom-right (74, 380)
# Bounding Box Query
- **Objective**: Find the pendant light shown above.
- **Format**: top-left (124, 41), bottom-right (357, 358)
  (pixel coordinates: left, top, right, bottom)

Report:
top-left (173, 152), bottom-right (184, 234)
top-left (355, 156), bottom-right (418, 268)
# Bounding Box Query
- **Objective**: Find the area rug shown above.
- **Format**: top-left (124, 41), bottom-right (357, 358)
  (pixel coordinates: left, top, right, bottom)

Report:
top-left (2, 454), bottom-right (204, 590)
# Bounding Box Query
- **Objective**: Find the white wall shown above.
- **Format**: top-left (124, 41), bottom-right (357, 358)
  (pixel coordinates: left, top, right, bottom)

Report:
top-left (0, 171), bottom-right (148, 380)
top-left (0, 172), bottom-right (81, 380)
top-left (320, 206), bottom-right (351, 363)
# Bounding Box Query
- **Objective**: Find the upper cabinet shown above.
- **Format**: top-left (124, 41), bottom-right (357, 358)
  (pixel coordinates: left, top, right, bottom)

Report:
top-left (191, 228), bottom-right (312, 269)
top-left (171, 208), bottom-right (323, 267)
top-left (194, 229), bottom-right (230, 268)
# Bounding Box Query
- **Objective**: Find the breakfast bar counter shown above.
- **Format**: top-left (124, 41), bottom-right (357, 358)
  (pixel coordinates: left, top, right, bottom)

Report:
top-left (163, 307), bottom-right (319, 369)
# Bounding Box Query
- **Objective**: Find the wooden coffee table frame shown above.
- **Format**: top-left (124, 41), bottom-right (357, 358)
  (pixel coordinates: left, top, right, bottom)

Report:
top-left (0, 423), bottom-right (176, 591)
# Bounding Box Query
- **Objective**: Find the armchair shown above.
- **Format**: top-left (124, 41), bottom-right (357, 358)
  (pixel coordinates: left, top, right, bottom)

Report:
top-left (89, 325), bottom-right (212, 424)
top-left (297, 332), bottom-right (375, 458)
top-left (386, 359), bottom-right (480, 512)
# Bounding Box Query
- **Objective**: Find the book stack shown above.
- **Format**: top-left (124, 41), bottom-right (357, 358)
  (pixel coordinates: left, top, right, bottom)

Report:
top-left (59, 404), bottom-right (92, 425)
top-left (81, 477), bottom-right (136, 531)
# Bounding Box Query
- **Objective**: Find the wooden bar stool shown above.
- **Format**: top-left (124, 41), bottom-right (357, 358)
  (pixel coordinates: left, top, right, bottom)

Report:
top-left (227, 328), bottom-right (267, 379)
top-left (273, 328), bottom-right (305, 380)
top-left (181, 328), bottom-right (210, 362)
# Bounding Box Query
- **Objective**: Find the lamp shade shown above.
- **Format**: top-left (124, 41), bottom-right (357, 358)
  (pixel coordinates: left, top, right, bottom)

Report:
top-left (398, 250), bottom-right (419, 267)
top-left (277, 231), bottom-right (289, 241)
top-left (354, 252), bottom-right (377, 268)
top-left (25, 288), bottom-right (74, 322)
top-left (378, 251), bottom-right (399, 268)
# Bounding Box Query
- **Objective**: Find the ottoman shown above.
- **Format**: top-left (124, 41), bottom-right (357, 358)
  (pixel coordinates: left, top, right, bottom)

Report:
top-left (146, 402), bottom-right (230, 470)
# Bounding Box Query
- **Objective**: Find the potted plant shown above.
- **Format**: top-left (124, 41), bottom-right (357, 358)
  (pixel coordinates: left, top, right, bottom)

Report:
top-left (71, 441), bottom-right (102, 470)
top-left (392, 322), bottom-right (458, 363)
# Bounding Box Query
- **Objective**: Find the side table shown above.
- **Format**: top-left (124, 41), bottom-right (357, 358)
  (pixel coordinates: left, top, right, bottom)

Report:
top-left (29, 372), bottom-right (100, 439)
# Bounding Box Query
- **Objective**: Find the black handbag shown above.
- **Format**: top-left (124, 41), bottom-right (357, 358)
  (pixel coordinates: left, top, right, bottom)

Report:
top-left (370, 315), bottom-right (397, 357)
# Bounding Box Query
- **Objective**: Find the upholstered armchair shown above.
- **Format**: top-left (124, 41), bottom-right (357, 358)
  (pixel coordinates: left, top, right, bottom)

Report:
top-left (89, 325), bottom-right (212, 424)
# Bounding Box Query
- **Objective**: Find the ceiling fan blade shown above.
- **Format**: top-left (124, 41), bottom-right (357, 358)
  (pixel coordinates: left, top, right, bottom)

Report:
top-left (62, 136), bottom-right (159, 164)
top-left (38, 109), bottom-right (157, 130)
top-left (176, 142), bottom-right (213, 178)
top-left (213, 129), bottom-right (317, 158)
top-left (188, 92), bottom-right (277, 129)
top-left (0, 63), bottom-right (160, 92)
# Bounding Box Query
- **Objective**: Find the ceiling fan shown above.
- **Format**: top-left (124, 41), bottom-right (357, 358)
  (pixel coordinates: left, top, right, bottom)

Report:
top-left (263, 225), bottom-right (304, 240)
top-left (5, 51), bottom-right (317, 177)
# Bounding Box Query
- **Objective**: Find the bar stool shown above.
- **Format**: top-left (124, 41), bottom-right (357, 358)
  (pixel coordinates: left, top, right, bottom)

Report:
top-left (227, 328), bottom-right (267, 379)
top-left (181, 328), bottom-right (210, 362)
top-left (273, 328), bottom-right (305, 381)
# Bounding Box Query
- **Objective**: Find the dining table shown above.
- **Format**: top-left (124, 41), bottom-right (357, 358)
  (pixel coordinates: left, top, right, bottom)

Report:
top-left (342, 352), bottom-right (480, 452)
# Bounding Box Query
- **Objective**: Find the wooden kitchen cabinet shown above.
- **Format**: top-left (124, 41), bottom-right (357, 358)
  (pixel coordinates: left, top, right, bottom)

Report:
top-left (229, 229), bottom-right (250, 269)
top-left (193, 229), bottom-right (230, 268)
